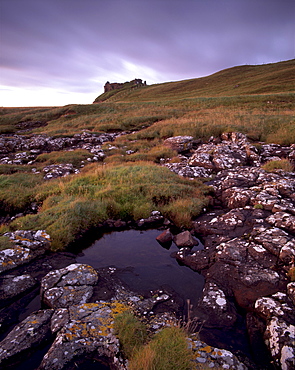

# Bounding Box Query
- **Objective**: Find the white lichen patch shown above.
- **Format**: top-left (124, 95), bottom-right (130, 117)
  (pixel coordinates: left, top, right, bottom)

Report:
top-left (255, 297), bottom-right (285, 318)
top-left (202, 283), bottom-right (227, 310)
top-left (281, 345), bottom-right (295, 370)
top-left (252, 245), bottom-right (266, 253)
top-left (266, 317), bottom-right (295, 359)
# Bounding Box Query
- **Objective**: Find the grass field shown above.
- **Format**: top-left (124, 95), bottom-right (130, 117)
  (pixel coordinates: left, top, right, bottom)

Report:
top-left (0, 59), bottom-right (294, 250)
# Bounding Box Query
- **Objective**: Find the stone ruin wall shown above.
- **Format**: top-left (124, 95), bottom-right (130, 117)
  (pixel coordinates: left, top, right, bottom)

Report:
top-left (104, 79), bottom-right (146, 93)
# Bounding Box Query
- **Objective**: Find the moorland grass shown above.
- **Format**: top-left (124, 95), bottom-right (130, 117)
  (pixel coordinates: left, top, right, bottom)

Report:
top-left (0, 235), bottom-right (12, 250)
top-left (7, 162), bottom-right (209, 249)
top-left (262, 159), bottom-right (294, 172)
top-left (0, 60), bottom-right (294, 250)
top-left (35, 149), bottom-right (92, 167)
top-left (0, 172), bottom-right (44, 213)
top-left (114, 311), bottom-right (193, 370)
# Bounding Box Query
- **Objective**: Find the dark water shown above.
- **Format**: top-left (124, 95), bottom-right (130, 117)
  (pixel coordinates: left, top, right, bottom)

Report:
top-left (77, 229), bottom-right (204, 308)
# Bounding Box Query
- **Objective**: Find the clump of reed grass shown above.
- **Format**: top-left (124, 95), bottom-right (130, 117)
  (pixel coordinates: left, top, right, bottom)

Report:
top-left (262, 159), bottom-right (294, 172)
top-left (0, 172), bottom-right (43, 213)
top-left (129, 326), bottom-right (193, 370)
top-left (114, 311), bottom-right (194, 370)
top-left (114, 311), bottom-right (148, 359)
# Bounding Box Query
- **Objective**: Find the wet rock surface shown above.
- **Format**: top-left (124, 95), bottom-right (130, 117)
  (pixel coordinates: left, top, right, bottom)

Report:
top-left (0, 233), bottom-right (250, 370)
top-left (163, 133), bottom-right (295, 369)
top-left (0, 273), bottom-right (37, 302)
top-left (0, 309), bottom-right (54, 368)
top-left (1, 132), bottom-right (295, 369)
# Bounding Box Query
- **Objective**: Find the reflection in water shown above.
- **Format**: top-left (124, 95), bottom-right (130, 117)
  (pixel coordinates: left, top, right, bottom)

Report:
top-left (77, 229), bottom-right (204, 308)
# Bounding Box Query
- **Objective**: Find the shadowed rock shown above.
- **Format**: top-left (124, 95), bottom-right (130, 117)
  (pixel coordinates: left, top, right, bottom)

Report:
top-left (0, 309), bottom-right (54, 368)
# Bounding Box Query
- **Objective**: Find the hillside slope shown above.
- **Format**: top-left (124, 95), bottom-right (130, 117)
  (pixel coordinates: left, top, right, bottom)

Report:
top-left (93, 59), bottom-right (295, 103)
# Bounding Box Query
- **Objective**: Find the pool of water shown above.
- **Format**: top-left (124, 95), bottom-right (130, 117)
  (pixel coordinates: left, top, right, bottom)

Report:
top-left (76, 229), bottom-right (204, 308)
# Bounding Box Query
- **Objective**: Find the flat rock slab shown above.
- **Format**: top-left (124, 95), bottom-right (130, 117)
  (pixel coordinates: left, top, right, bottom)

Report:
top-left (0, 230), bottom-right (51, 273)
top-left (39, 302), bottom-right (126, 370)
top-left (0, 274), bottom-right (37, 302)
top-left (0, 309), bottom-right (54, 368)
top-left (41, 263), bottom-right (99, 308)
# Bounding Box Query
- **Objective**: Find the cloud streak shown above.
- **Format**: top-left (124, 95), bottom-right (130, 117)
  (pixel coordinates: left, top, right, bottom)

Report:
top-left (0, 0), bottom-right (294, 106)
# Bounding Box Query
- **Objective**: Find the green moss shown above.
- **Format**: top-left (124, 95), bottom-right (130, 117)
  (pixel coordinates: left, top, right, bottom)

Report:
top-left (254, 204), bottom-right (264, 210)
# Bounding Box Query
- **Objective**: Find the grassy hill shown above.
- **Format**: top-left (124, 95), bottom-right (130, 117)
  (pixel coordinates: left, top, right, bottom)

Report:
top-left (93, 59), bottom-right (295, 103)
top-left (0, 59), bottom-right (294, 250)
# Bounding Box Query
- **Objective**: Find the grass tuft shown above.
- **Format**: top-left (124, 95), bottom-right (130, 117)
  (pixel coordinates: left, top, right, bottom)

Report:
top-left (262, 159), bottom-right (294, 172)
top-left (114, 311), bottom-right (148, 359)
top-left (129, 326), bottom-right (193, 370)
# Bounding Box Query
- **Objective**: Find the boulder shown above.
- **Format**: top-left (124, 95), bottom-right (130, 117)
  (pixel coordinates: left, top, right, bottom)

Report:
top-left (253, 287), bottom-right (295, 370)
top-left (41, 264), bottom-right (99, 308)
top-left (189, 335), bottom-right (247, 369)
top-left (173, 230), bottom-right (198, 248)
top-left (0, 309), bottom-right (54, 368)
top-left (156, 229), bottom-right (173, 245)
top-left (254, 296), bottom-right (293, 322)
top-left (266, 212), bottom-right (295, 234)
top-left (189, 145), bottom-right (215, 169)
top-left (264, 317), bottom-right (295, 370)
top-left (137, 210), bottom-right (164, 228)
top-left (0, 274), bottom-right (37, 302)
top-left (39, 302), bottom-right (126, 370)
top-left (43, 163), bottom-right (79, 180)
top-left (0, 230), bottom-right (51, 273)
top-left (165, 162), bottom-right (213, 178)
top-left (176, 248), bottom-right (210, 272)
top-left (163, 135), bottom-right (194, 153)
top-left (287, 282), bottom-right (295, 305)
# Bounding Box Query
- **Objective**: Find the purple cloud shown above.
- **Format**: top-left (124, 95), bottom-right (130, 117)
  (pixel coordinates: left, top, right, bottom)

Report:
top-left (0, 0), bottom-right (294, 106)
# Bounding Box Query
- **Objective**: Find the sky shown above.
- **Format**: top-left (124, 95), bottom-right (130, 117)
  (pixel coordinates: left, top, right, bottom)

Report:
top-left (0, 0), bottom-right (294, 107)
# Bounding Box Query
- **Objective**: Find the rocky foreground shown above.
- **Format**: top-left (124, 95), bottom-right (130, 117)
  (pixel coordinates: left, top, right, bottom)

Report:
top-left (0, 131), bottom-right (294, 369)
top-left (163, 132), bottom-right (295, 370)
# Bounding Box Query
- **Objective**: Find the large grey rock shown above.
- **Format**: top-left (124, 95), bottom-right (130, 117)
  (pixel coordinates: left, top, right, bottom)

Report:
top-left (0, 274), bottom-right (37, 301)
top-left (39, 302), bottom-right (127, 370)
top-left (164, 135), bottom-right (194, 153)
top-left (41, 263), bottom-right (99, 308)
top-left (0, 309), bottom-right (54, 368)
top-left (0, 230), bottom-right (51, 273)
